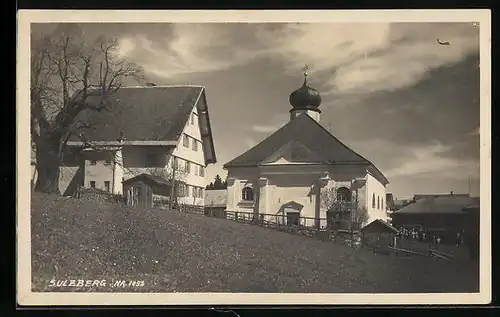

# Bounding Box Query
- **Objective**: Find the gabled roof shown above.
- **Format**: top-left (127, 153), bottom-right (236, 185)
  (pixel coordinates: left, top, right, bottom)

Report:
top-left (122, 173), bottom-right (172, 187)
top-left (413, 193), bottom-right (469, 201)
top-left (69, 85), bottom-right (216, 164)
top-left (392, 195), bottom-right (480, 215)
top-left (223, 113), bottom-right (388, 184)
top-left (361, 219), bottom-right (399, 234)
top-left (260, 140), bottom-right (329, 165)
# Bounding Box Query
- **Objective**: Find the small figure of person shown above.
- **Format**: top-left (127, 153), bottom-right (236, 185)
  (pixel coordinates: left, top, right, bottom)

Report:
top-left (456, 232), bottom-right (462, 247)
top-left (422, 231), bottom-right (427, 241)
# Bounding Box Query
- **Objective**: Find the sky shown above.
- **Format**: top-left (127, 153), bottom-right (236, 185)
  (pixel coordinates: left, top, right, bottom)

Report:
top-left (33, 22), bottom-right (481, 199)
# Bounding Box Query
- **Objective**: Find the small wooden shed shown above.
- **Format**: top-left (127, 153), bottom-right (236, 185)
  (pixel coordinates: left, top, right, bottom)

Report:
top-left (122, 173), bottom-right (172, 209)
top-left (361, 219), bottom-right (400, 248)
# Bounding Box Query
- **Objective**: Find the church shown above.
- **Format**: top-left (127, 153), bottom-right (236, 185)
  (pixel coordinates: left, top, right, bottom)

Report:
top-left (223, 70), bottom-right (389, 229)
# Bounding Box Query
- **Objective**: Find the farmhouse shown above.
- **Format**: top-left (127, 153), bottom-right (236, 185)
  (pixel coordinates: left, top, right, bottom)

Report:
top-left (223, 71), bottom-right (389, 228)
top-left (391, 193), bottom-right (479, 243)
top-left (49, 84), bottom-right (216, 206)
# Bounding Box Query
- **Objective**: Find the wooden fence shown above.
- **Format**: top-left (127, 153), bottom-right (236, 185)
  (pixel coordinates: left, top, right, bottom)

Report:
top-left (174, 207), bottom-right (363, 246)
top-left (177, 203), bottom-right (205, 215)
top-left (224, 210), bottom-right (327, 227)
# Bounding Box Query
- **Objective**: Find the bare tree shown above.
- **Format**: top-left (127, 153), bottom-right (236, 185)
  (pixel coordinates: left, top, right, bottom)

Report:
top-left (320, 186), bottom-right (368, 229)
top-left (352, 206), bottom-right (369, 226)
top-left (31, 24), bottom-right (143, 194)
top-left (144, 167), bottom-right (187, 184)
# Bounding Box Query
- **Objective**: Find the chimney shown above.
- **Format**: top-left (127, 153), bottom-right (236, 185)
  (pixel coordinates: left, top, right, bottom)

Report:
top-left (117, 130), bottom-right (125, 143)
top-left (146, 82), bottom-right (156, 87)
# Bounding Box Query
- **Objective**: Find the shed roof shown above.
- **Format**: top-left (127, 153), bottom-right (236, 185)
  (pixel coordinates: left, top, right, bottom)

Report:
top-left (361, 219), bottom-right (399, 234)
top-left (122, 173), bottom-right (172, 187)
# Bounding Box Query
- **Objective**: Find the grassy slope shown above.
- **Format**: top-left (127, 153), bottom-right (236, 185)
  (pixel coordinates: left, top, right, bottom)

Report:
top-left (31, 193), bottom-right (479, 293)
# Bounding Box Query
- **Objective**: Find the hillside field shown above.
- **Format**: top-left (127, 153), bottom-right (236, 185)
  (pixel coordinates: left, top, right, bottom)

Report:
top-left (30, 192), bottom-right (479, 293)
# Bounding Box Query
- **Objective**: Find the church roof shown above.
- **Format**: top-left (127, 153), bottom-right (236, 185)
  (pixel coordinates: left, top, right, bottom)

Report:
top-left (223, 113), bottom-right (388, 184)
top-left (68, 85), bottom-right (216, 164)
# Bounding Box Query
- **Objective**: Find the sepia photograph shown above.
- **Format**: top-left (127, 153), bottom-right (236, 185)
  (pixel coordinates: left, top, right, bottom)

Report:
top-left (17, 10), bottom-right (491, 306)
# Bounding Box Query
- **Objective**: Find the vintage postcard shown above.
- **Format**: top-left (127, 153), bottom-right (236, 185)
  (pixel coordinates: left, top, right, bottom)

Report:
top-left (17, 9), bottom-right (491, 306)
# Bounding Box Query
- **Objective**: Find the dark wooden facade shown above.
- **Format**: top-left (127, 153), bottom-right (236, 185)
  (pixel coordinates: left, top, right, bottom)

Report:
top-left (122, 174), bottom-right (172, 209)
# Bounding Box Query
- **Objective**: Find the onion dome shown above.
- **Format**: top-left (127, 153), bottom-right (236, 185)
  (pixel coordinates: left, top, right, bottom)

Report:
top-left (289, 70), bottom-right (322, 110)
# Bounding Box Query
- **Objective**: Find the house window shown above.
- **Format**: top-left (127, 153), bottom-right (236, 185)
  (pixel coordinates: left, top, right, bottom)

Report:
top-left (90, 160), bottom-right (97, 165)
top-left (90, 181), bottom-right (96, 188)
top-left (104, 181), bottom-right (110, 192)
top-left (372, 193), bottom-right (376, 208)
top-left (185, 161), bottom-right (191, 174)
top-left (242, 187), bottom-right (254, 201)
top-left (192, 139), bottom-right (198, 151)
top-left (377, 196), bottom-right (380, 209)
top-left (186, 185), bottom-right (190, 197)
top-left (173, 157), bottom-right (179, 169)
top-left (183, 134), bottom-right (189, 147)
top-left (191, 113), bottom-right (195, 125)
top-left (336, 187), bottom-right (351, 202)
top-left (381, 198), bottom-right (384, 210)
top-left (199, 188), bottom-right (203, 198)
top-left (177, 184), bottom-right (186, 197)
top-left (199, 166), bottom-right (205, 177)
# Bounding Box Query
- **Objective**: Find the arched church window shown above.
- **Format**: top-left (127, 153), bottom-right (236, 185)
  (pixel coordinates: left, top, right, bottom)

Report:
top-left (377, 196), bottom-right (380, 209)
top-left (336, 187), bottom-right (351, 202)
top-left (242, 187), bottom-right (254, 201)
top-left (381, 198), bottom-right (384, 210)
top-left (372, 193), bottom-right (376, 208)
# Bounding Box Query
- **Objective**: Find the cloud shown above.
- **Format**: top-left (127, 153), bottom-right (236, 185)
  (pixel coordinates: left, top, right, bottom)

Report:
top-left (245, 138), bottom-right (257, 149)
top-left (256, 23), bottom-right (479, 95)
top-left (116, 23), bottom-right (478, 94)
top-left (251, 125), bottom-right (280, 133)
top-left (381, 140), bottom-right (479, 179)
top-left (116, 24), bottom-right (269, 78)
top-left (467, 127), bottom-right (480, 136)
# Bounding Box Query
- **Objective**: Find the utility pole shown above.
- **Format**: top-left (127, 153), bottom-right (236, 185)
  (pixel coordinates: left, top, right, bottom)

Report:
top-left (468, 176), bottom-right (471, 195)
top-left (169, 159), bottom-right (177, 210)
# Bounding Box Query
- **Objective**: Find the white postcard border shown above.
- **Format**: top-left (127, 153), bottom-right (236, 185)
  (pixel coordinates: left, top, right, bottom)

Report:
top-left (17, 9), bottom-right (492, 306)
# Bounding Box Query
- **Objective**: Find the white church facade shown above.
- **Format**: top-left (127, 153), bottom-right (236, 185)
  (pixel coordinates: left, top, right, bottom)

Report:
top-left (223, 71), bottom-right (389, 228)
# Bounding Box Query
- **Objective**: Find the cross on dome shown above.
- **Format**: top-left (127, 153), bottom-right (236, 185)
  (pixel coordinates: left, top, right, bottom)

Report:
top-left (302, 64), bottom-right (309, 77)
top-left (289, 64), bottom-right (322, 110)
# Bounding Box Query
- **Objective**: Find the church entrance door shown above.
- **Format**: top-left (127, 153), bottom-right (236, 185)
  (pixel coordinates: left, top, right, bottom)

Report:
top-left (286, 211), bottom-right (300, 226)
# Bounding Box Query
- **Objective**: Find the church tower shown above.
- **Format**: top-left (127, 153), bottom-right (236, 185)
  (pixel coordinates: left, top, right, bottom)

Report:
top-left (289, 67), bottom-right (322, 122)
